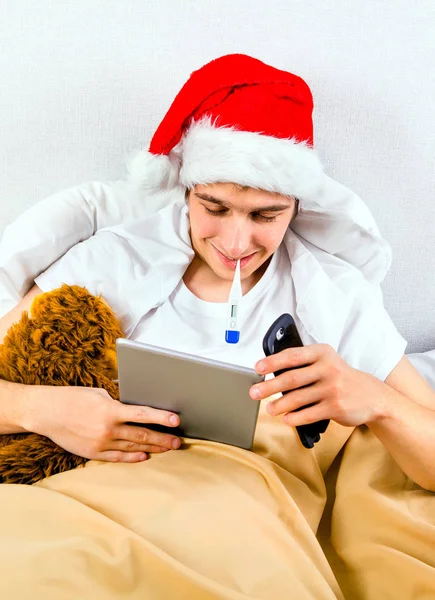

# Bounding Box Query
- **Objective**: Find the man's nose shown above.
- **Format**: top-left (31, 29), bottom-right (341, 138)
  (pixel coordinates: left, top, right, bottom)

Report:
top-left (220, 217), bottom-right (251, 258)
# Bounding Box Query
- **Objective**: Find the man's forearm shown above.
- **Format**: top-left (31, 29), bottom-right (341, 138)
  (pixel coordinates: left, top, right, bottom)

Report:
top-left (367, 385), bottom-right (435, 492)
top-left (0, 378), bottom-right (31, 434)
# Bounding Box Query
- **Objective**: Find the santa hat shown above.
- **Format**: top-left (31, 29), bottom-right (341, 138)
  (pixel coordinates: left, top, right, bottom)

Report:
top-left (127, 54), bottom-right (392, 284)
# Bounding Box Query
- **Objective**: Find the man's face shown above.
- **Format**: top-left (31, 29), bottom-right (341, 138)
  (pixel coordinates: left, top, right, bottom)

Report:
top-left (186, 183), bottom-right (297, 283)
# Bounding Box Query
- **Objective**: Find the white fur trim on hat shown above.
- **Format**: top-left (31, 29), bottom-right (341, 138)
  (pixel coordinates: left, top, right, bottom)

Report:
top-left (126, 118), bottom-right (324, 198)
top-left (126, 147), bottom-right (181, 193)
top-left (180, 118), bottom-right (324, 197)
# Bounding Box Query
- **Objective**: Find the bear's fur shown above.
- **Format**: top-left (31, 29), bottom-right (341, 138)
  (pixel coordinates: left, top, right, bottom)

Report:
top-left (0, 284), bottom-right (125, 485)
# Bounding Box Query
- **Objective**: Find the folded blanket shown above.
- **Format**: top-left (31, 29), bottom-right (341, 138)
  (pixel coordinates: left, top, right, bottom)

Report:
top-left (2, 416), bottom-right (435, 599)
top-left (320, 426), bottom-right (435, 599)
top-left (0, 409), bottom-right (350, 600)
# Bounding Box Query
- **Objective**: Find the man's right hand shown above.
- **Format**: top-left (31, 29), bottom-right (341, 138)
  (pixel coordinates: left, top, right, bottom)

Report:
top-left (23, 385), bottom-right (181, 462)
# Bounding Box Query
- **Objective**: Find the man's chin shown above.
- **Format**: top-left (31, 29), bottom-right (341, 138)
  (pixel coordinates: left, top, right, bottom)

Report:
top-left (209, 261), bottom-right (237, 279)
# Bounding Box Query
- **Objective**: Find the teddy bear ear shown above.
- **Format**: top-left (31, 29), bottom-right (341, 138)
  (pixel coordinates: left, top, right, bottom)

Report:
top-left (28, 284), bottom-right (90, 321)
top-left (26, 285), bottom-right (67, 320)
top-left (25, 289), bottom-right (46, 318)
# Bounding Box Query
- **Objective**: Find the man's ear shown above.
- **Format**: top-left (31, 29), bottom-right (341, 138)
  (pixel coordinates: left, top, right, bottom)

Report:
top-left (293, 198), bottom-right (300, 219)
top-left (288, 198), bottom-right (299, 227)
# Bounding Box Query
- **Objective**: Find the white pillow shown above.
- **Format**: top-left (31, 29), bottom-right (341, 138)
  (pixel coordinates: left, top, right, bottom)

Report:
top-left (408, 350), bottom-right (435, 389)
top-left (0, 179), bottom-right (177, 317)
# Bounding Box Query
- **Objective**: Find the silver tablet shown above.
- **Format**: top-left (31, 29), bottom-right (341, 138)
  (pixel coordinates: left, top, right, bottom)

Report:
top-left (116, 338), bottom-right (264, 450)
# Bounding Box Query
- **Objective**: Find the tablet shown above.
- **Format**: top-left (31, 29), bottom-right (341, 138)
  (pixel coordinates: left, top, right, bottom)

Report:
top-left (116, 338), bottom-right (264, 450)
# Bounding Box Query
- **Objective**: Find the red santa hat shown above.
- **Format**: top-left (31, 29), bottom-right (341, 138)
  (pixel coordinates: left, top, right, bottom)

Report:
top-left (127, 54), bottom-right (392, 285)
top-left (127, 53), bottom-right (324, 199)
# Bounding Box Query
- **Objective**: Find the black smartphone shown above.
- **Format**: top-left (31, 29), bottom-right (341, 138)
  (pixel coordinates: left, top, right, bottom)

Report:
top-left (262, 313), bottom-right (329, 449)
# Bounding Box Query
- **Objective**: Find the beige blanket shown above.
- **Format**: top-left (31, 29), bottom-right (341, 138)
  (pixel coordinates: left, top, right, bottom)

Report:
top-left (0, 400), bottom-right (434, 599)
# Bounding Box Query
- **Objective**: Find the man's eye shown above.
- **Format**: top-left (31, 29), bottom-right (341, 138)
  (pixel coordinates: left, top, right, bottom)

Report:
top-left (204, 206), bottom-right (277, 222)
top-left (253, 214), bottom-right (277, 223)
top-left (205, 207), bottom-right (227, 216)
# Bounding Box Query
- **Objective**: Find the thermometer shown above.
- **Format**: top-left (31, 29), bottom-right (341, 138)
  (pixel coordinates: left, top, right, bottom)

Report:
top-left (225, 260), bottom-right (241, 344)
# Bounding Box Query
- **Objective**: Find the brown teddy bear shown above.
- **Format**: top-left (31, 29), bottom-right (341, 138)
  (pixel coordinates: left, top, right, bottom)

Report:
top-left (0, 284), bottom-right (125, 485)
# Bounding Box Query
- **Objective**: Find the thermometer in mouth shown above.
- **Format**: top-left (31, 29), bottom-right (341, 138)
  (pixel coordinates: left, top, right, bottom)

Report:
top-left (225, 260), bottom-right (242, 344)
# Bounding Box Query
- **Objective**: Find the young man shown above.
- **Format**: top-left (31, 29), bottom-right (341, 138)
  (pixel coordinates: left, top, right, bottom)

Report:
top-left (0, 54), bottom-right (434, 490)
top-left (1, 52), bottom-right (435, 600)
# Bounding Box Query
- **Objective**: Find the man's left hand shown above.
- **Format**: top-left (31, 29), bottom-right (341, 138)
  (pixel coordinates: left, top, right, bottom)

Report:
top-left (249, 344), bottom-right (388, 428)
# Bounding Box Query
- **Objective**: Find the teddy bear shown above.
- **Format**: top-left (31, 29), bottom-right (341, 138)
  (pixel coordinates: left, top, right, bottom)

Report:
top-left (0, 284), bottom-right (125, 485)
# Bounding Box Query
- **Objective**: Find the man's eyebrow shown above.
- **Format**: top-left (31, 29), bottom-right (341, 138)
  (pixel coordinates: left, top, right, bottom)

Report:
top-left (194, 192), bottom-right (291, 212)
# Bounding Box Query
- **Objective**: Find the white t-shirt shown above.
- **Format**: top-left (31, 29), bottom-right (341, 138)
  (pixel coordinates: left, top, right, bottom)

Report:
top-left (130, 246), bottom-right (297, 370)
top-left (34, 201), bottom-right (407, 382)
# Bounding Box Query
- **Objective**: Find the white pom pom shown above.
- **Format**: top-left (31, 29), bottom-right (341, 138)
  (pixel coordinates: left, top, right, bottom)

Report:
top-left (126, 149), bottom-right (181, 192)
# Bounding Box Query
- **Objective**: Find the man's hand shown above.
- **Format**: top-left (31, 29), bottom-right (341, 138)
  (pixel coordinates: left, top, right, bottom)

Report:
top-left (22, 385), bottom-right (181, 462)
top-left (249, 344), bottom-right (388, 428)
